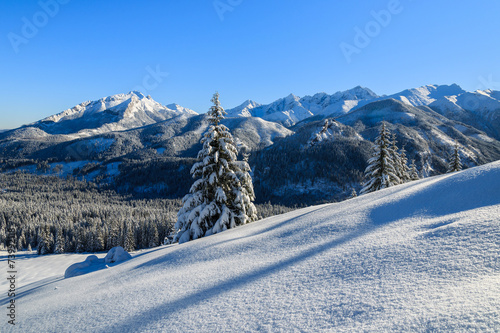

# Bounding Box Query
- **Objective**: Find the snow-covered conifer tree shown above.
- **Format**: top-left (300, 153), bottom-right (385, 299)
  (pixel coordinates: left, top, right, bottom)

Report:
top-left (447, 141), bottom-right (462, 173)
top-left (174, 92), bottom-right (257, 244)
top-left (390, 133), bottom-right (403, 185)
top-left (421, 158), bottom-right (433, 178)
top-left (349, 188), bottom-right (357, 199)
top-left (148, 224), bottom-right (159, 248)
top-left (53, 228), bottom-right (65, 254)
top-left (360, 122), bottom-right (400, 194)
top-left (37, 225), bottom-right (52, 255)
top-left (398, 146), bottom-right (410, 183)
top-left (75, 227), bottom-right (86, 253)
top-left (124, 222), bottom-right (136, 252)
top-left (409, 159), bottom-right (419, 181)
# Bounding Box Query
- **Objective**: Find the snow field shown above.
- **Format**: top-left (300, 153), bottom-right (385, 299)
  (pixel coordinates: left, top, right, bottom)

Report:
top-left (1, 161), bottom-right (499, 332)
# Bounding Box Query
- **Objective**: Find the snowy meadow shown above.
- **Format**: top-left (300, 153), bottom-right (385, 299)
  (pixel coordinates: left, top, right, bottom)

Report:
top-left (1, 161), bottom-right (499, 332)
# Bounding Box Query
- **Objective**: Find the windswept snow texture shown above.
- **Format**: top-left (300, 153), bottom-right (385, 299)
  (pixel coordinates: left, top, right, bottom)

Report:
top-left (2, 162), bottom-right (500, 332)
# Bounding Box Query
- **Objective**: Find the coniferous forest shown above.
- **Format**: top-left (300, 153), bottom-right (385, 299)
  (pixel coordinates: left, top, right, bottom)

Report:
top-left (0, 171), bottom-right (295, 253)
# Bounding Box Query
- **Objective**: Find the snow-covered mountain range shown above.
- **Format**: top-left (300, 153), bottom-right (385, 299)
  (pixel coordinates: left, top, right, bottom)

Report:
top-left (226, 86), bottom-right (379, 126)
top-left (3, 161), bottom-right (499, 332)
top-left (226, 84), bottom-right (500, 140)
top-left (0, 84), bottom-right (499, 204)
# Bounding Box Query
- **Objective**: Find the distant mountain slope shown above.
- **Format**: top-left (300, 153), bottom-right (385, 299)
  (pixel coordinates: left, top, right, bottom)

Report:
top-left (5, 161), bottom-right (500, 332)
top-left (336, 98), bottom-right (500, 170)
top-left (386, 83), bottom-right (466, 106)
top-left (225, 84), bottom-right (500, 141)
top-left (0, 113), bottom-right (293, 161)
top-left (26, 91), bottom-right (197, 138)
top-left (428, 90), bottom-right (500, 140)
top-left (1, 85), bottom-right (499, 205)
top-left (226, 86), bottom-right (378, 126)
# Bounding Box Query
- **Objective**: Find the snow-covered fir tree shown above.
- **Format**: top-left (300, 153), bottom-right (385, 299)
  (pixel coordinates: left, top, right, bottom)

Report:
top-left (148, 224), bottom-right (159, 248)
top-left (409, 159), bottom-right (420, 181)
top-left (37, 225), bottom-right (52, 255)
top-left (390, 133), bottom-right (403, 185)
top-left (398, 146), bottom-right (410, 183)
top-left (360, 122), bottom-right (400, 194)
top-left (124, 222), bottom-right (135, 252)
top-left (447, 141), bottom-right (462, 173)
top-left (53, 227), bottom-right (65, 254)
top-left (174, 92), bottom-right (257, 244)
top-left (349, 188), bottom-right (357, 199)
top-left (234, 153), bottom-right (258, 223)
top-left (75, 227), bottom-right (86, 253)
top-left (421, 158), bottom-right (433, 178)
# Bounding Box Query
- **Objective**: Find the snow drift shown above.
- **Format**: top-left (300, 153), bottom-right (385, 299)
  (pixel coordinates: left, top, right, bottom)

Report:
top-left (1, 161), bottom-right (499, 332)
top-left (64, 247), bottom-right (132, 278)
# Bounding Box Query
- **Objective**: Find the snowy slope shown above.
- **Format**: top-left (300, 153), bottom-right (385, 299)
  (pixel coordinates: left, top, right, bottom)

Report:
top-left (2, 161), bottom-right (499, 332)
top-left (428, 90), bottom-right (500, 140)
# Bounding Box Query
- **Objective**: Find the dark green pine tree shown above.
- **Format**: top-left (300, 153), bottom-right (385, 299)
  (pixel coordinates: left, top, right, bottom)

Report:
top-left (174, 92), bottom-right (257, 244)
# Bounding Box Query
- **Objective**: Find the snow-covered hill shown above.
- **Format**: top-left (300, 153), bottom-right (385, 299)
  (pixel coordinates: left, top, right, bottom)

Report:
top-left (28, 91), bottom-right (197, 138)
top-left (2, 161), bottom-right (499, 332)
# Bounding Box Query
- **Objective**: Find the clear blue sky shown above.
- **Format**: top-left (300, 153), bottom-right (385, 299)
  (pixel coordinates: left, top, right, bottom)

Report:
top-left (1, 0), bottom-right (499, 129)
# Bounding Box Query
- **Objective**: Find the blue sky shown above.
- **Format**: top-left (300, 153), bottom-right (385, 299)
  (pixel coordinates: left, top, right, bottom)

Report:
top-left (1, 0), bottom-right (499, 129)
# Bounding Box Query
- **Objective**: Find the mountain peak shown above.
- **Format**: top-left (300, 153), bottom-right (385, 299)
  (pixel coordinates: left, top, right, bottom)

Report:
top-left (341, 86), bottom-right (379, 100)
top-left (226, 100), bottom-right (262, 118)
top-left (30, 92), bottom-right (197, 137)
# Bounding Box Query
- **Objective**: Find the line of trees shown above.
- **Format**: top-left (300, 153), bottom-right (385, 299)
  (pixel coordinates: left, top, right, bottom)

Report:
top-left (0, 172), bottom-right (178, 253)
top-left (361, 122), bottom-right (463, 194)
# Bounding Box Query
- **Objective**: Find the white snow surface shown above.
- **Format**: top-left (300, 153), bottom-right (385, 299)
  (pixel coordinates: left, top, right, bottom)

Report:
top-left (1, 162), bottom-right (500, 332)
top-left (104, 246), bottom-right (132, 264)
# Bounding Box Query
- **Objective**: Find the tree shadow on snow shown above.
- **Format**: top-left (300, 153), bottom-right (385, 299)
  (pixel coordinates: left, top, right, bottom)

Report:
top-left (131, 205), bottom-right (334, 272)
top-left (105, 224), bottom-right (376, 332)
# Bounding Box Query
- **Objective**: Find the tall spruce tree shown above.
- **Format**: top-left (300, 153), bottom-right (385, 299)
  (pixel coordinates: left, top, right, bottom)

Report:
top-left (174, 92), bottom-right (257, 244)
top-left (398, 146), bottom-right (410, 183)
top-left (447, 141), bottom-right (462, 173)
top-left (409, 159), bottom-right (420, 181)
top-left (53, 227), bottom-right (65, 254)
top-left (124, 222), bottom-right (136, 252)
top-left (360, 122), bottom-right (400, 194)
top-left (235, 153), bottom-right (258, 223)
